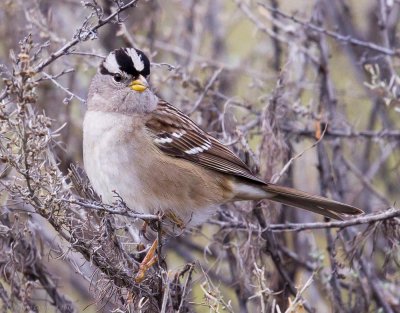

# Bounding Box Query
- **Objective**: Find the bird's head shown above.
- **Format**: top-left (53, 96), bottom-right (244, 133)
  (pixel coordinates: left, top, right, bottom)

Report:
top-left (87, 48), bottom-right (158, 114)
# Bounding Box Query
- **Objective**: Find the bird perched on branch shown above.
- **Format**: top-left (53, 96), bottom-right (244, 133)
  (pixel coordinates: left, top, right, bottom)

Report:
top-left (83, 47), bottom-right (363, 281)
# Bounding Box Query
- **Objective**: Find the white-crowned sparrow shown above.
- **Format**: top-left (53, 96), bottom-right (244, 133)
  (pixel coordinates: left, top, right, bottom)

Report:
top-left (83, 48), bottom-right (363, 228)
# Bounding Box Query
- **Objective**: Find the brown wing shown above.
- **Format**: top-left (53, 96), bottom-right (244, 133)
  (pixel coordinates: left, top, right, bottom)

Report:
top-left (145, 100), bottom-right (364, 220)
top-left (145, 100), bottom-right (264, 183)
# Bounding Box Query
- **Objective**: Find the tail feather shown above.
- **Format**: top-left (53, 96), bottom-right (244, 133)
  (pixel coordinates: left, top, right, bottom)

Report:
top-left (261, 183), bottom-right (363, 220)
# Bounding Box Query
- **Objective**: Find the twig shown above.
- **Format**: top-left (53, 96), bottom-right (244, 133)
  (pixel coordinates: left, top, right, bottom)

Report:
top-left (343, 227), bottom-right (396, 313)
top-left (253, 206), bottom-right (314, 313)
top-left (144, 36), bottom-right (269, 79)
top-left (188, 68), bottom-right (223, 114)
top-left (271, 124), bottom-right (327, 183)
top-left (260, 3), bottom-right (399, 56)
top-left (280, 124), bottom-right (400, 140)
top-left (280, 247), bottom-right (317, 272)
top-left (211, 208), bottom-right (400, 232)
top-left (342, 158), bottom-right (391, 206)
top-left (177, 263), bottom-right (195, 313)
top-left (34, 0), bottom-right (141, 72)
top-left (67, 51), bottom-right (105, 58)
top-left (65, 199), bottom-right (160, 220)
top-left (266, 208), bottom-right (399, 231)
top-left (235, 0), bottom-right (320, 65)
top-left (42, 72), bottom-right (86, 103)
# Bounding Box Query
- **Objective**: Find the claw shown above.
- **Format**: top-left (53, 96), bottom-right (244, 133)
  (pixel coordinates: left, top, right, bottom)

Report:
top-left (135, 239), bottom-right (158, 283)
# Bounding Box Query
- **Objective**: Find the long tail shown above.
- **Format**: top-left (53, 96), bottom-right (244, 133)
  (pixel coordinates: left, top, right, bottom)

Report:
top-left (260, 184), bottom-right (363, 220)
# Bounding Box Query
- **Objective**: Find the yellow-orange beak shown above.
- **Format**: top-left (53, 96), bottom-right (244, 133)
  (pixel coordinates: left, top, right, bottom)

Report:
top-left (129, 75), bottom-right (148, 92)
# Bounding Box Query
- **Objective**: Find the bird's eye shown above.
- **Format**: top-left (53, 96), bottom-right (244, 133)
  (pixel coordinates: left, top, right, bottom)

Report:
top-left (113, 73), bottom-right (123, 82)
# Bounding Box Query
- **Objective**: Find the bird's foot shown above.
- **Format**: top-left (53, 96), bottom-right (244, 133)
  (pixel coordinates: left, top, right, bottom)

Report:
top-left (139, 220), bottom-right (150, 240)
top-left (164, 210), bottom-right (185, 230)
top-left (135, 238), bottom-right (158, 283)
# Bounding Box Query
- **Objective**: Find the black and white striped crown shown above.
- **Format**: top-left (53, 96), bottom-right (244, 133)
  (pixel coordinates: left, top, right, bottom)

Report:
top-left (100, 48), bottom-right (150, 77)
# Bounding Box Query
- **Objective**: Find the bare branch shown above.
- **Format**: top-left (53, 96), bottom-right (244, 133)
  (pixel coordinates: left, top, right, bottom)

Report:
top-left (260, 3), bottom-right (399, 56)
top-left (34, 0), bottom-right (141, 72)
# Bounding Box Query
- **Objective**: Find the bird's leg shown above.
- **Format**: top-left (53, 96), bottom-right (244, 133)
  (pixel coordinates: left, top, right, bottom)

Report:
top-left (135, 238), bottom-right (159, 283)
top-left (139, 220), bottom-right (150, 240)
top-left (135, 211), bottom-right (182, 283)
top-left (139, 213), bottom-right (162, 240)
top-left (164, 210), bottom-right (185, 230)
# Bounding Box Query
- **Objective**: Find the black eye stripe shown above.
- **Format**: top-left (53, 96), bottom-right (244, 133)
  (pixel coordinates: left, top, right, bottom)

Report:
top-left (100, 64), bottom-right (111, 75)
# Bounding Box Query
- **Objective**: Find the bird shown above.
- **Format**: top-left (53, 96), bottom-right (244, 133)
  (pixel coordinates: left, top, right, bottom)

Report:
top-left (83, 47), bottom-right (363, 280)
